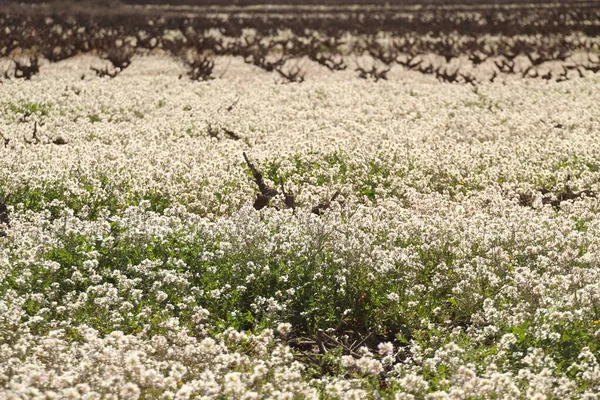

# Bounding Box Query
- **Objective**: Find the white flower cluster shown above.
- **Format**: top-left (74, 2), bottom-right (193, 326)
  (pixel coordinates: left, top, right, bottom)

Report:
top-left (1, 326), bottom-right (317, 399)
top-left (1, 55), bottom-right (600, 398)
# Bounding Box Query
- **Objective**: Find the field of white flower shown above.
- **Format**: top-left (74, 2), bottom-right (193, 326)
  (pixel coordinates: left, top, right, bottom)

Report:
top-left (1, 55), bottom-right (600, 399)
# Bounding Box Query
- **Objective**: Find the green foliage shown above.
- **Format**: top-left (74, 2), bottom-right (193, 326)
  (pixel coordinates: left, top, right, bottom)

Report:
top-left (1, 100), bottom-right (53, 121)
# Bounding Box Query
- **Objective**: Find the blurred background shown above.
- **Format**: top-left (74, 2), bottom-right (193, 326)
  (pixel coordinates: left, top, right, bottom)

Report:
top-left (1, 0), bottom-right (599, 83)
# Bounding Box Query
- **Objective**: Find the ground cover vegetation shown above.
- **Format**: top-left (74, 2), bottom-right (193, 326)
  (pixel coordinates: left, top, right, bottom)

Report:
top-left (1, 1), bottom-right (600, 399)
